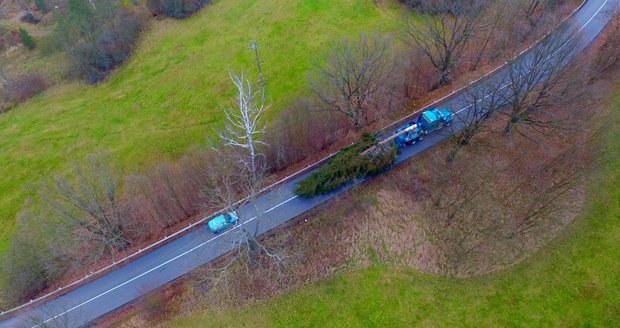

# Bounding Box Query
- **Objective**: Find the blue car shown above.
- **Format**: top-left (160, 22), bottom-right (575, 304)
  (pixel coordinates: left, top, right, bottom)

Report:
top-left (208, 211), bottom-right (238, 234)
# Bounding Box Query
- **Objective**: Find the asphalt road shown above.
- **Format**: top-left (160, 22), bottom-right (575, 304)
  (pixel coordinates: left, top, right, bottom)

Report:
top-left (2, 0), bottom-right (619, 326)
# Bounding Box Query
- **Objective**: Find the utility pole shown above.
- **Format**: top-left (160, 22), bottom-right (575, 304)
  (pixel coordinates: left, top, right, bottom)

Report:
top-left (250, 40), bottom-right (265, 84)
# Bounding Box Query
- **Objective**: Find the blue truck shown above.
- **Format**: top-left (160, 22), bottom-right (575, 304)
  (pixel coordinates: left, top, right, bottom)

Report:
top-left (393, 108), bottom-right (453, 148)
top-left (208, 211), bottom-right (238, 234)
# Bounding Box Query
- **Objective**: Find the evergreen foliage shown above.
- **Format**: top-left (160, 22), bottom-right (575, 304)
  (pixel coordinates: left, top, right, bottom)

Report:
top-left (19, 28), bottom-right (35, 49)
top-left (294, 134), bottom-right (397, 197)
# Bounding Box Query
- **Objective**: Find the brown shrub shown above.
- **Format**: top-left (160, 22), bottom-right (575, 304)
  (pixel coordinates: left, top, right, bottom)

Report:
top-left (264, 98), bottom-right (348, 172)
top-left (1, 73), bottom-right (46, 111)
top-left (590, 13), bottom-right (620, 77)
top-left (183, 80), bottom-right (603, 312)
top-left (415, 126), bottom-right (591, 276)
top-left (125, 149), bottom-right (216, 234)
top-left (146, 0), bottom-right (211, 18)
top-left (398, 48), bottom-right (438, 101)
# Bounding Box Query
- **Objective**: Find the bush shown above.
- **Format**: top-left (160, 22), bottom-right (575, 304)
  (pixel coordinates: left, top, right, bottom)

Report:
top-left (264, 99), bottom-right (347, 172)
top-left (1, 73), bottom-right (46, 108)
top-left (2, 237), bottom-right (49, 304)
top-left (19, 28), bottom-right (36, 49)
top-left (147, 0), bottom-right (211, 18)
top-left (57, 1), bottom-right (146, 83)
top-left (294, 134), bottom-right (398, 197)
top-left (399, 0), bottom-right (475, 13)
top-left (124, 148), bottom-right (222, 233)
top-left (1, 210), bottom-right (56, 305)
top-left (37, 32), bottom-right (64, 55)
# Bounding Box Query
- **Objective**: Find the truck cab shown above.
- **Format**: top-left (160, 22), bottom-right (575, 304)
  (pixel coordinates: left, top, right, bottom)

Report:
top-left (417, 108), bottom-right (452, 134)
top-left (208, 211), bottom-right (238, 234)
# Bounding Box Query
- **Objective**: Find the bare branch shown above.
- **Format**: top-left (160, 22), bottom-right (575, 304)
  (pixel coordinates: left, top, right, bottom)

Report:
top-left (218, 73), bottom-right (270, 184)
top-left (447, 79), bottom-right (506, 161)
top-left (309, 33), bottom-right (392, 130)
top-left (500, 29), bottom-right (580, 135)
top-left (404, 0), bottom-right (485, 87)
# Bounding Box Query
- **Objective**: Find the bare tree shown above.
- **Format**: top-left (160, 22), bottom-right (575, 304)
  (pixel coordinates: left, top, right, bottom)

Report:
top-left (199, 149), bottom-right (244, 212)
top-left (208, 79), bottom-right (290, 289)
top-left (309, 33), bottom-right (392, 130)
top-left (467, 0), bottom-right (506, 71)
top-left (447, 80), bottom-right (505, 161)
top-left (404, 0), bottom-right (484, 87)
top-left (590, 13), bottom-right (620, 77)
top-left (423, 124), bottom-right (596, 275)
top-left (199, 153), bottom-right (290, 294)
top-left (36, 152), bottom-right (134, 260)
top-left (218, 73), bottom-right (269, 185)
top-left (523, 0), bottom-right (545, 28)
top-left (520, 0), bottom-right (564, 32)
top-left (125, 162), bottom-right (198, 230)
top-left (21, 302), bottom-right (82, 328)
top-left (498, 0), bottom-right (560, 43)
top-left (500, 30), bottom-right (579, 135)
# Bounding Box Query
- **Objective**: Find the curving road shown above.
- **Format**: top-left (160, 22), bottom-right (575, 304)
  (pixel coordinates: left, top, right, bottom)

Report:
top-left (1, 0), bottom-right (619, 326)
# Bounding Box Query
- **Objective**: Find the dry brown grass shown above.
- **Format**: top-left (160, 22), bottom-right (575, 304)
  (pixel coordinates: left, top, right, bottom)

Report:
top-left (112, 114), bottom-right (583, 327)
top-left (113, 102), bottom-right (596, 326)
top-left (105, 60), bottom-right (610, 328)
top-left (189, 62), bottom-right (600, 303)
top-left (100, 2), bottom-right (601, 325)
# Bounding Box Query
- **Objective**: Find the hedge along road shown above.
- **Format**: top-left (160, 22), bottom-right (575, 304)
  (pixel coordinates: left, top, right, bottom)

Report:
top-left (1, 0), bottom-right (618, 327)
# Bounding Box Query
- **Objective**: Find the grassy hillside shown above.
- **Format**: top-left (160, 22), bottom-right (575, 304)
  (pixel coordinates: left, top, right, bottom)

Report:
top-left (0, 0), bottom-right (401, 255)
top-left (168, 91), bottom-right (620, 326)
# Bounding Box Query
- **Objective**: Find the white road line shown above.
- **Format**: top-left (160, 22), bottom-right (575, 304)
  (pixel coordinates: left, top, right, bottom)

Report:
top-left (455, 83), bottom-right (507, 115)
top-left (1, 0), bottom-right (597, 321)
top-left (454, 0), bottom-right (610, 117)
top-left (34, 194), bottom-right (299, 327)
top-left (257, 195), bottom-right (299, 217)
top-left (24, 0), bottom-right (613, 326)
top-left (579, 0), bottom-right (610, 33)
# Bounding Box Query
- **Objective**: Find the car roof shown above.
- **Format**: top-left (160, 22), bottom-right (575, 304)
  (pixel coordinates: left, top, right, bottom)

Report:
top-left (423, 110), bottom-right (439, 121)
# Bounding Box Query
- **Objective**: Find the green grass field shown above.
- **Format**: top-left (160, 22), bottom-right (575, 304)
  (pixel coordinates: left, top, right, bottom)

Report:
top-left (0, 0), bottom-right (401, 255)
top-left (167, 92), bottom-right (620, 327)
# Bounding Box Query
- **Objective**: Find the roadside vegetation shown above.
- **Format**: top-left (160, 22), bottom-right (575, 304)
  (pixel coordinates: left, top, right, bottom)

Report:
top-left (0, 0), bottom-right (400, 261)
top-left (0, 0), bottom-right (583, 312)
top-left (168, 81), bottom-right (620, 326)
top-left (171, 177), bottom-right (620, 327)
top-left (294, 134), bottom-right (397, 197)
top-left (149, 22), bottom-right (620, 327)
top-left (0, 0), bottom-right (403, 308)
top-left (53, 0), bottom-right (146, 83)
